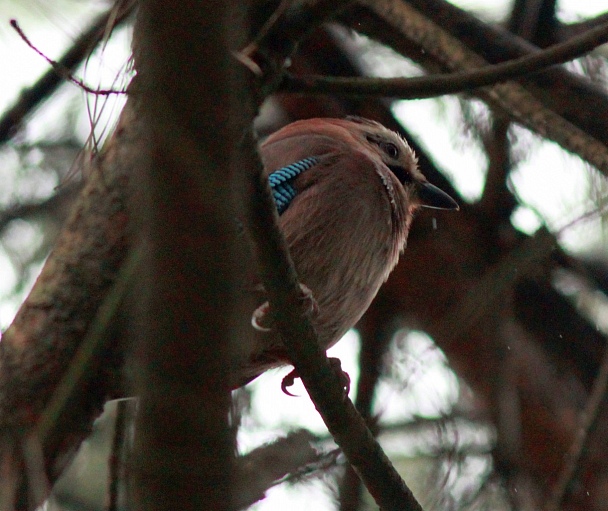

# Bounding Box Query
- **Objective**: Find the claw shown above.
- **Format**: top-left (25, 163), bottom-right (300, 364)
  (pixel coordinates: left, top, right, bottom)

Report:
top-left (279, 358), bottom-right (351, 398)
top-left (297, 283), bottom-right (319, 317)
top-left (281, 369), bottom-right (300, 397)
top-left (251, 283), bottom-right (318, 333)
top-left (251, 301), bottom-right (272, 331)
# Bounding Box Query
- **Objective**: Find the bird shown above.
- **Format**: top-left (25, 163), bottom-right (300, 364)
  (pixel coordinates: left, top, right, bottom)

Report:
top-left (236, 116), bottom-right (458, 392)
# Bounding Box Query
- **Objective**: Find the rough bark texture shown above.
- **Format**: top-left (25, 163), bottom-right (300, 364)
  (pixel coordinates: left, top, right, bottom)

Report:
top-left (0, 98), bottom-right (140, 510)
top-left (128, 1), bottom-right (253, 510)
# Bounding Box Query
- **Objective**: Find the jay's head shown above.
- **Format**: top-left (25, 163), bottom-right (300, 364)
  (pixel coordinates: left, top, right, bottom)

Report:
top-left (262, 116), bottom-right (459, 213)
top-left (344, 116), bottom-right (459, 211)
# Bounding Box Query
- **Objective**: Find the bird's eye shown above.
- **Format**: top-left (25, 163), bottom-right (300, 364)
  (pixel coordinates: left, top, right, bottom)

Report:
top-left (380, 142), bottom-right (399, 159)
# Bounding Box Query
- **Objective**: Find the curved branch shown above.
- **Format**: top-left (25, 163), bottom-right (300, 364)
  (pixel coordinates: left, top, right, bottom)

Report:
top-left (352, 0), bottom-right (608, 174)
top-left (281, 20), bottom-right (608, 98)
top-left (558, 12), bottom-right (608, 41)
top-left (387, 0), bottom-right (608, 145)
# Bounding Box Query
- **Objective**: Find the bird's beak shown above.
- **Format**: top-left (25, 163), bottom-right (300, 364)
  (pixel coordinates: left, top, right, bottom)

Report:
top-left (417, 182), bottom-right (459, 210)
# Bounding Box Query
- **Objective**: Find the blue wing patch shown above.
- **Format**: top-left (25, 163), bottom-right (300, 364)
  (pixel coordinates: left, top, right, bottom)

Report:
top-left (268, 157), bottom-right (318, 214)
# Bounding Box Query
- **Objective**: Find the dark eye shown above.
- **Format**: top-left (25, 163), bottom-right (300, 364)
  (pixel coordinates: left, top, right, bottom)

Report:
top-left (380, 142), bottom-right (399, 159)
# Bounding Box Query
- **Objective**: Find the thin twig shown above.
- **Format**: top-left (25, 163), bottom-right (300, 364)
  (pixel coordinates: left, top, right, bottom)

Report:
top-left (107, 399), bottom-right (129, 511)
top-left (20, 433), bottom-right (50, 510)
top-left (240, 0), bottom-right (293, 57)
top-left (544, 340), bottom-right (608, 511)
top-left (555, 198), bottom-right (608, 235)
top-left (0, 0), bottom-right (135, 144)
top-left (234, 0), bottom-right (353, 90)
top-left (0, 438), bottom-right (18, 511)
top-left (10, 20), bottom-right (126, 96)
top-left (281, 20), bottom-right (608, 97)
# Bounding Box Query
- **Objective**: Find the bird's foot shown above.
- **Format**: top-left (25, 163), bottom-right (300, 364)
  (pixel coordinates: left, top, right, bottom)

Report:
top-left (329, 357), bottom-right (351, 397)
top-left (251, 283), bottom-right (318, 332)
top-left (280, 357), bottom-right (351, 398)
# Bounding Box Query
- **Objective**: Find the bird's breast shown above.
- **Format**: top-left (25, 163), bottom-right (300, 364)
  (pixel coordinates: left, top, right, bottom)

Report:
top-left (280, 155), bottom-right (410, 348)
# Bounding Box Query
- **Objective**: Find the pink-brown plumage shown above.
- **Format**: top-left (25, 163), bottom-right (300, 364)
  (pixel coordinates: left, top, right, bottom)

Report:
top-left (236, 117), bottom-right (457, 387)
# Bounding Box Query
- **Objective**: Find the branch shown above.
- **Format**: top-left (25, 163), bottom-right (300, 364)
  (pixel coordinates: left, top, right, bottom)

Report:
top-left (476, 0), bottom-right (547, 222)
top-left (233, 430), bottom-right (320, 510)
top-left (107, 399), bottom-right (128, 511)
top-left (35, 243), bottom-right (142, 445)
top-left (281, 20), bottom-right (608, 97)
top-left (514, 278), bottom-right (608, 389)
top-left (0, 99), bottom-right (139, 510)
top-left (557, 12), bottom-right (608, 41)
top-left (544, 334), bottom-right (608, 511)
top-left (339, 305), bottom-right (396, 511)
top-left (432, 228), bottom-right (557, 344)
top-left (0, 0), bottom-right (135, 145)
top-left (383, 0), bottom-right (608, 147)
top-left (128, 0), bottom-right (252, 508)
top-left (238, 6), bottom-right (425, 509)
top-left (353, 0), bottom-right (608, 175)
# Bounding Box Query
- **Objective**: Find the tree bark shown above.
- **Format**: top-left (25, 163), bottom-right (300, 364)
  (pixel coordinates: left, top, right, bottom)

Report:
top-left (128, 1), bottom-right (254, 510)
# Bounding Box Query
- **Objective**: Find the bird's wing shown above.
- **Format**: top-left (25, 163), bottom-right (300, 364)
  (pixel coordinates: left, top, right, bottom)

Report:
top-left (268, 157), bottom-right (319, 214)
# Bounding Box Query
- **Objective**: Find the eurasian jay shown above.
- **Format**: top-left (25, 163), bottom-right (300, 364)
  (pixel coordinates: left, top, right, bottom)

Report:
top-left (237, 116), bottom-right (458, 391)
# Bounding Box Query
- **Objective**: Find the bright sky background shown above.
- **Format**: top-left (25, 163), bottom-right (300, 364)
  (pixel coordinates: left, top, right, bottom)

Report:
top-left (1, 0), bottom-right (607, 509)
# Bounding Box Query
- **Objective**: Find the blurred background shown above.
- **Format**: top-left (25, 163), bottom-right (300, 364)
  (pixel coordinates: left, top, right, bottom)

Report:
top-left (1, 1), bottom-right (608, 510)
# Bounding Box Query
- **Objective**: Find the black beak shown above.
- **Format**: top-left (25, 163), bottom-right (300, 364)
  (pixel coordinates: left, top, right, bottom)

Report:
top-left (418, 182), bottom-right (459, 210)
